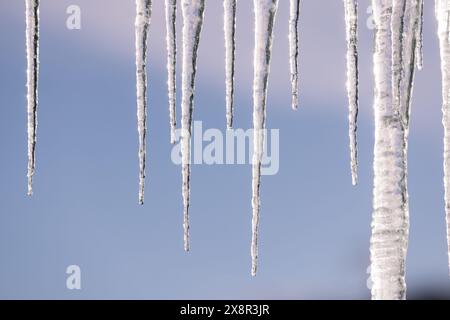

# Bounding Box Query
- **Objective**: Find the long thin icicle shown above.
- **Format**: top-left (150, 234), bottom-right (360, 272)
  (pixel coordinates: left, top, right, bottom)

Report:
top-left (288, 0), bottom-right (300, 110)
top-left (370, 0), bottom-right (421, 300)
top-left (165, 0), bottom-right (177, 144)
top-left (391, 0), bottom-right (407, 119)
top-left (181, 0), bottom-right (206, 252)
top-left (416, 0), bottom-right (424, 70)
top-left (251, 0), bottom-right (279, 277)
top-left (398, 1), bottom-right (421, 124)
top-left (135, 0), bottom-right (152, 205)
top-left (436, 0), bottom-right (450, 275)
top-left (343, 0), bottom-right (359, 186)
top-left (25, 0), bottom-right (39, 196)
top-left (224, 0), bottom-right (237, 129)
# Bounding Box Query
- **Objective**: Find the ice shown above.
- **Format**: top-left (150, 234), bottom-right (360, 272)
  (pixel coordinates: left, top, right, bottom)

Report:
top-left (251, 0), bottom-right (279, 276)
top-left (180, 0), bottom-right (206, 251)
top-left (135, 0), bottom-right (152, 205)
top-left (25, 0), bottom-right (40, 196)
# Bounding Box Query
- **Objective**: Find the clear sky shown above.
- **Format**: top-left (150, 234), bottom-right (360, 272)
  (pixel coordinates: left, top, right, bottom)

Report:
top-left (0, 0), bottom-right (449, 299)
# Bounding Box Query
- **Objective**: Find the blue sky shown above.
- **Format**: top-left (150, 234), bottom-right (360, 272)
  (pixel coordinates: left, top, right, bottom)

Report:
top-left (0, 0), bottom-right (449, 299)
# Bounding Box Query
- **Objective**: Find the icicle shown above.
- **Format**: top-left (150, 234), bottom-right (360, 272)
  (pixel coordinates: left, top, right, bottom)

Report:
top-left (391, 0), bottom-right (421, 122)
top-left (25, 0), bottom-right (39, 196)
top-left (370, 0), bottom-right (421, 300)
top-left (436, 0), bottom-right (450, 275)
top-left (371, 0), bottom-right (405, 300)
top-left (416, 0), bottom-right (424, 70)
top-left (398, 1), bottom-right (421, 124)
top-left (289, 0), bottom-right (300, 110)
top-left (343, 0), bottom-right (359, 186)
top-left (135, 0), bottom-right (152, 205)
top-left (224, 0), bottom-right (237, 129)
top-left (180, 0), bottom-right (206, 252)
top-left (165, 0), bottom-right (177, 144)
top-left (391, 0), bottom-right (407, 118)
top-left (251, 0), bottom-right (279, 277)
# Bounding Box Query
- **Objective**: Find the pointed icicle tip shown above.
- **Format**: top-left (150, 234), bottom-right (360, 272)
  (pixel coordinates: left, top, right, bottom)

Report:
top-left (25, 0), bottom-right (40, 197)
top-left (344, 0), bottom-right (359, 187)
top-left (165, 0), bottom-right (178, 144)
top-left (224, 0), bottom-right (237, 129)
top-left (135, 0), bottom-right (152, 205)
top-left (183, 201), bottom-right (190, 252)
top-left (289, 0), bottom-right (301, 111)
top-left (180, 0), bottom-right (206, 252)
top-left (251, 0), bottom-right (279, 277)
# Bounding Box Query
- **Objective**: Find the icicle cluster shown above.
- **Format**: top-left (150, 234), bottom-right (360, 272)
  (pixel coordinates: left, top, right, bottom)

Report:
top-left (343, 0), bottom-right (359, 186)
top-left (289, 0), bottom-right (301, 110)
top-left (370, 0), bottom-right (422, 300)
top-left (251, 0), bottom-right (279, 277)
top-left (165, 0), bottom-right (177, 144)
top-left (224, 0), bottom-right (237, 129)
top-left (180, 0), bottom-right (206, 251)
top-left (436, 0), bottom-right (450, 275)
top-left (22, 0), bottom-right (450, 298)
top-left (25, 0), bottom-right (40, 196)
top-left (135, 0), bottom-right (152, 205)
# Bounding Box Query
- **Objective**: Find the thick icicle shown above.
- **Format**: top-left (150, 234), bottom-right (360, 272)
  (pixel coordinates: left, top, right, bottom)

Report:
top-left (251, 0), bottom-right (279, 277)
top-left (288, 0), bottom-right (300, 110)
top-left (224, 0), bottom-right (237, 129)
top-left (135, 0), bottom-right (152, 205)
top-left (371, 0), bottom-right (405, 300)
top-left (436, 0), bottom-right (450, 275)
top-left (180, 0), bottom-right (206, 252)
top-left (25, 0), bottom-right (39, 196)
top-left (343, 0), bottom-right (359, 186)
top-left (165, 0), bottom-right (177, 144)
top-left (370, 0), bottom-right (421, 300)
